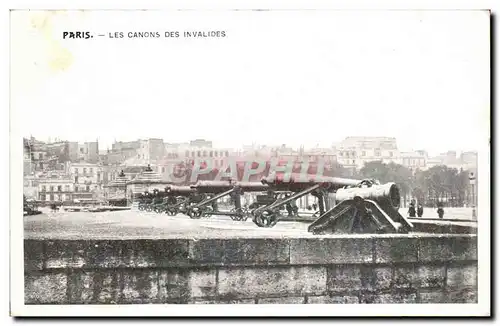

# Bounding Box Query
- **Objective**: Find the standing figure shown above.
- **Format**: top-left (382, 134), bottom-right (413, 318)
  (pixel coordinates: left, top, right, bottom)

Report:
top-left (437, 203), bottom-right (444, 219)
top-left (417, 204), bottom-right (424, 217)
top-left (408, 202), bottom-right (416, 218)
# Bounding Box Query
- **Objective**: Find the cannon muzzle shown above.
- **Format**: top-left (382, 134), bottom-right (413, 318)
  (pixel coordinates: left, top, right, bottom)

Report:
top-left (334, 182), bottom-right (401, 209)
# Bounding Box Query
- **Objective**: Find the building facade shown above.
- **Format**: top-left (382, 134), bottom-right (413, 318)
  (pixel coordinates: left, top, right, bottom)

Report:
top-left (69, 162), bottom-right (104, 203)
top-left (38, 178), bottom-right (75, 203)
top-left (335, 136), bottom-right (401, 170)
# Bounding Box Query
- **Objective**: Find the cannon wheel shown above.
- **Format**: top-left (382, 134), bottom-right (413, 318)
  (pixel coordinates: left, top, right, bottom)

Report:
top-left (165, 207), bottom-right (177, 216)
top-left (252, 210), bottom-right (279, 228)
top-left (201, 206), bottom-right (213, 218)
top-left (187, 207), bottom-right (203, 219)
top-left (145, 205), bottom-right (153, 212)
top-left (138, 205), bottom-right (145, 211)
top-left (154, 206), bottom-right (162, 214)
top-left (229, 208), bottom-right (241, 221)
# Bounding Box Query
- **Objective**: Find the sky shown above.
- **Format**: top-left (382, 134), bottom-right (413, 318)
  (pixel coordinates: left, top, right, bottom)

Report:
top-left (10, 10), bottom-right (490, 156)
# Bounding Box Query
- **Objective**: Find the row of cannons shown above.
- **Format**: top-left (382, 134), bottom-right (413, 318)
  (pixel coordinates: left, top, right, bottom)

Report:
top-left (136, 175), bottom-right (414, 234)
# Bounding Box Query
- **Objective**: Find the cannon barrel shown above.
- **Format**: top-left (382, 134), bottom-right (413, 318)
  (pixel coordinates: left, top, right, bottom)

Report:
top-left (261, 173), bottom-right (364, 192)
top-left (334, 182), bottom-right (401, 209)
top-left (192, 180), bottom-right (269, 193)
top-left (165, 185), bottom-right (196, 196)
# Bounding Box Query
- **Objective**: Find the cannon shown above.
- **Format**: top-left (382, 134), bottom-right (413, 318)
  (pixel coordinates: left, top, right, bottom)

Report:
top-left (251, 173), bottom-right (355, 227)
top-left (253, 174), bottom-right (413, 234)
top-left (162, 185), bottom-right (203, 216)
top-left (137, 191), bottom-right (155, 212)
top-left (308, 180), bottom-right (413, 234)
top-left (185, 180), bottom-right (269, 220)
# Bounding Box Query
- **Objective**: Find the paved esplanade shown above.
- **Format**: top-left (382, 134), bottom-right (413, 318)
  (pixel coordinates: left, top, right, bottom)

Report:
top-left (24, 210), bottom-right (313, 240)
top-left (24, 208), bottom-right (477, 240)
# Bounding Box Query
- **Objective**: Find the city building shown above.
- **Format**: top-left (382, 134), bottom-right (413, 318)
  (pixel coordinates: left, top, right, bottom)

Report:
top-left (69, 162), bottom-right (104, 203)
top-left (335, 136), bottom-right (401, 170)
top-left (37, 177), bottom-right (75, 204)
top-left (77, 141), bottom-right (99, 163)
top-left (400, 150), bottom-right (428, 171)
top-left (189, 139), bottom-right (213, 148)
top-left (136, 138), bottom-right (166, 162)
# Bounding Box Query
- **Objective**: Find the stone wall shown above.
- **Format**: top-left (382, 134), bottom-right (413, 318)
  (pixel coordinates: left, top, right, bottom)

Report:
top-left (24, 234), bottom-right (477, 304)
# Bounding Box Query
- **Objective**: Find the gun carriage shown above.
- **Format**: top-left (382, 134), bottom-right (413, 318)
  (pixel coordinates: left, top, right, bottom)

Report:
top-left (137, 191), bottom-right (155, 212)
top-left (185, 180), bottom-right (270, 220)
top-left (162, 185), bottom-right (203, 216)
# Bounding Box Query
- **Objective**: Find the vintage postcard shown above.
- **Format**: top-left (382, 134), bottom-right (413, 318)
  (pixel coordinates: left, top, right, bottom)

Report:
top-left (10, 9), bottom-right (490, 317)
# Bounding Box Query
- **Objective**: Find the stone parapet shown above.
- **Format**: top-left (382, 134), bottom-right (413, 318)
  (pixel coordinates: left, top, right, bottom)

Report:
top-left (24, 234), bottom-right (477, 304)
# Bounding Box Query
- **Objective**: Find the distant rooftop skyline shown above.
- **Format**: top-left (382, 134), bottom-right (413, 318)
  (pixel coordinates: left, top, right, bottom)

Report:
top-left (26, 134), bottom-right (478, 158)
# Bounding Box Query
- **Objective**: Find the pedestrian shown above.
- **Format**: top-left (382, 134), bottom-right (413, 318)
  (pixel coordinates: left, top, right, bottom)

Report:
top-left (437, 203), bottom-right (444, 219)
top-left (408, 202), bottom-right (416, 218)
top-left (417, 204), bottom-right (424, 217)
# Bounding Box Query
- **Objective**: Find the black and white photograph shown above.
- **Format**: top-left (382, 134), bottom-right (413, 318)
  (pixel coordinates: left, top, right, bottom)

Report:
top-left (9, 8), bottom-right (491, 317)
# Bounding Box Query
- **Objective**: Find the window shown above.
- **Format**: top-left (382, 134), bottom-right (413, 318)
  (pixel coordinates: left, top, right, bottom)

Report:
top-left (41, 185), bottom-right (46, 192)
top-left (210, 151), bottom-right (213, 157)
top-left (185, 151), bottom-right (190, 157)
top-left (191, 151), bottom-right (195, 157)
top-left (362, 151), bottom-right (366, 156)
top-left (352, 160), bottom-right (355, 164)
top-left (65, 185), bottom-right (70, 191)
top-left (86, 185), bottom-right (90, 192)
top-left (197, 151), bottom-right (201, 157)
top-left (38, 153), bottom-right (43, 159)
top-left (50, 186), bottom-right (54, 192)
top-left (89, 168), bottom-right (93, 173)
top-left (375, 149), bottom-right (381, 157)
top-left (57, 186), bottom-right (62, 192)
top-left (215, 152), bottom-right (219, 157)
top-left (83, 168), bottom-right (87, 174)
top-left (225, 151), bottom-right (229, 157)
top-left (74, 168), bottom-right (78, 174)
top-left (389, 151), bottom-right (393, 157)
top-left (49, 194), bottom-right (54, 201)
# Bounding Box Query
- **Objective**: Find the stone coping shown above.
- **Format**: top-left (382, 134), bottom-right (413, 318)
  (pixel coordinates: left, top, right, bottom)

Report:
top-left (25, 234), bottom-right (477, 271)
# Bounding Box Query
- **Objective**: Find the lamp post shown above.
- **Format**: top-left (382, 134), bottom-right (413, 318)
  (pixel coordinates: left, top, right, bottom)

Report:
top-left (469, 172), bottom-right (476, 219)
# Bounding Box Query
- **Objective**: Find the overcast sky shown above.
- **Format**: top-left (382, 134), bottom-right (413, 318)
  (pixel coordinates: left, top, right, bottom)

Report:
top-left (11, 10), bottom-right (490, 156)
